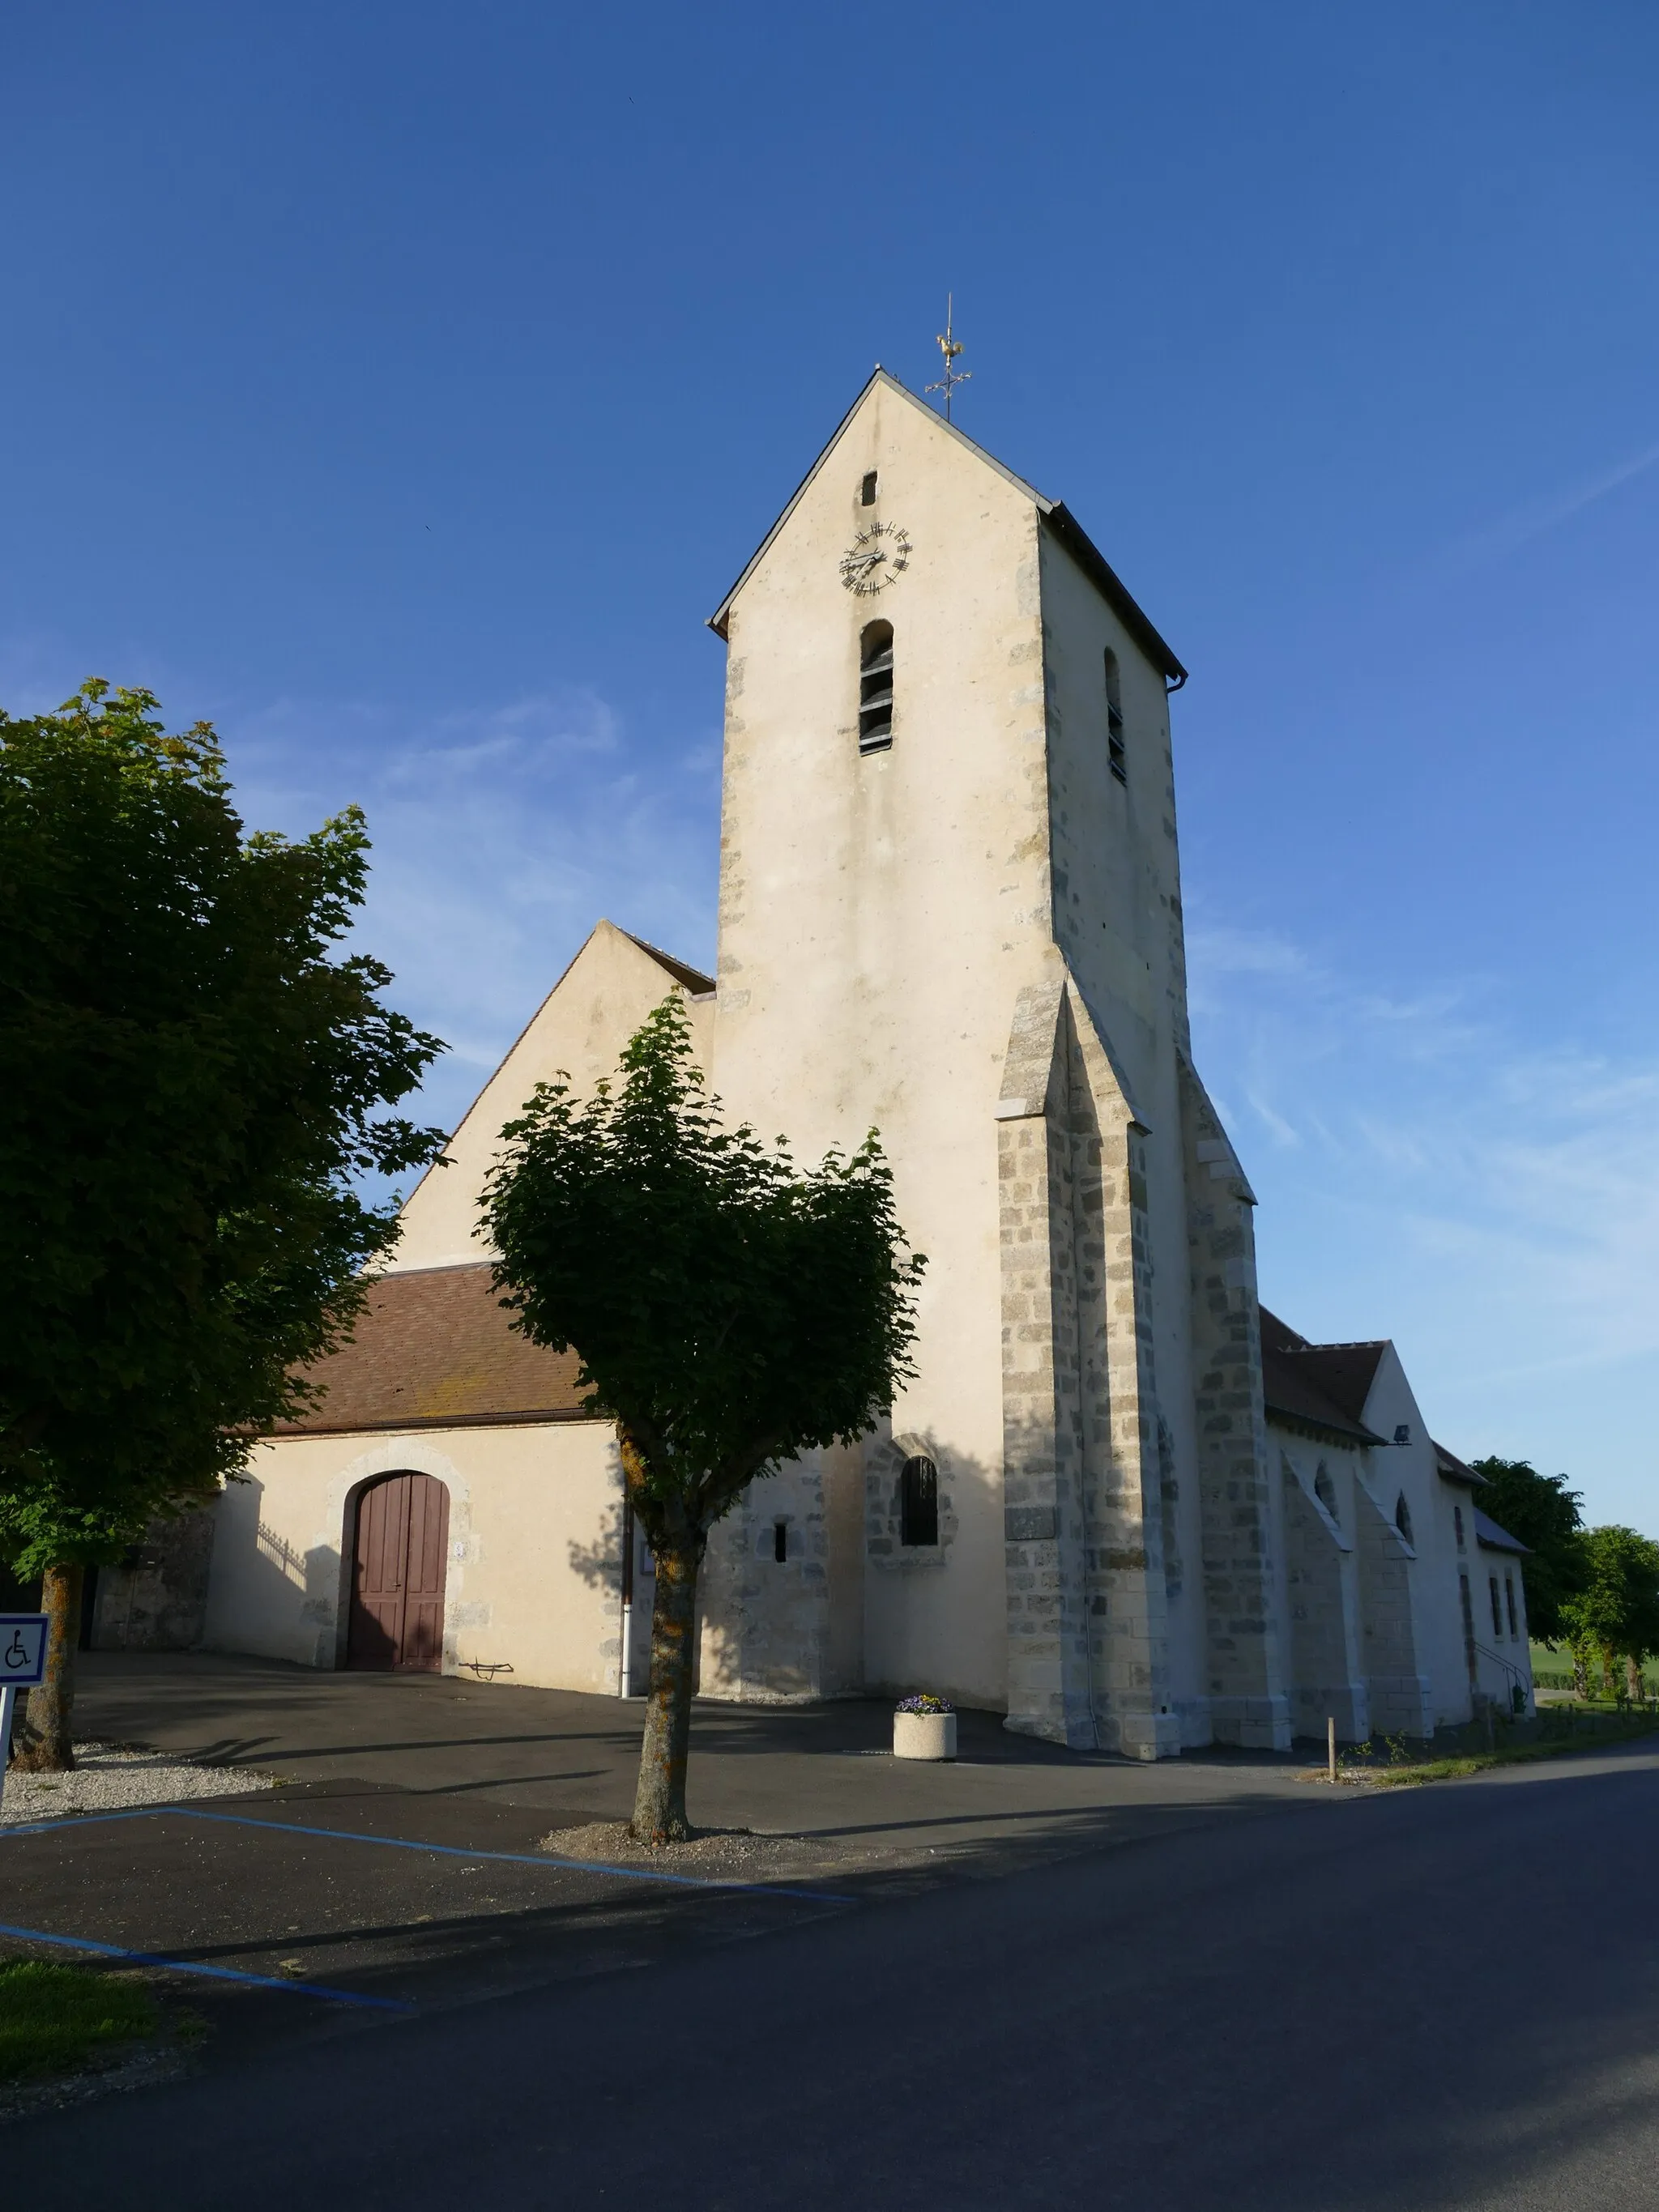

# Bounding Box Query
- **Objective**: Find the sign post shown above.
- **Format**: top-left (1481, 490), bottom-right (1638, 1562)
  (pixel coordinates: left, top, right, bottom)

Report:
top-left (0, 1613), bottom-right (50, 1818)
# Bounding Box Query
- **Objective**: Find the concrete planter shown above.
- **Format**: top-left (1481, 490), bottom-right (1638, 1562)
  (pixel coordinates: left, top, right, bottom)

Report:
top-left (893, 1709), bottom-right (957, 1761)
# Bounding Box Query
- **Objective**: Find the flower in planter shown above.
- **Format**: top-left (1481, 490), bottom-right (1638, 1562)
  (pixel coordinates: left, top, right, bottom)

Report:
top-left (895, 1694), bottom-right (953, 1715)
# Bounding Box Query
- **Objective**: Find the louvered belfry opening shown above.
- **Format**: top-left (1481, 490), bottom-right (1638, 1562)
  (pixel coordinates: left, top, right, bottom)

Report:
top-left (859, 620), bottom-right (894, 753)
top-left (1104, 648), bottom-right (1126, 783)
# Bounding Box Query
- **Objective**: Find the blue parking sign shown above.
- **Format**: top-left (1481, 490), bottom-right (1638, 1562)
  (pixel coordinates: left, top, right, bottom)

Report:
top-left (0, 1614), bottom-right (49, 1687)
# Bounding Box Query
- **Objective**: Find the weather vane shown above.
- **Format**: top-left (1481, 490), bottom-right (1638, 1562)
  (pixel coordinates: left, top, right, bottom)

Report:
top-left (926, 293), bottom-right (970, 422)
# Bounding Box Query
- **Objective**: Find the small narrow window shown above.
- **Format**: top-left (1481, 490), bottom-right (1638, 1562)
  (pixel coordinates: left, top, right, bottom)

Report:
top-left (1395, 1494), bottom-right (1413, 1545)
top-left (900, 1455), bottom-right (938, 1546)
top-left (860, 470), bottom-right (878, 507)
top-left (1505, 1577), bottom-right (1518, 1639)
top-left (1103, 649), bottom-right (1126, 784)
top-left (1393, 1422), bottom-right (1411, 1445)
top-left (1314, 1465), bottom-right (1337, 1523)
top-left (1489, 1575), bottom-right (1503, 1637)
top-left (1454, 1506), bottom-right (1465, 1549)
top-left (859, 620), bottom-right (893, 753)
top-left (774, 1521), bottom-right (788, 1564)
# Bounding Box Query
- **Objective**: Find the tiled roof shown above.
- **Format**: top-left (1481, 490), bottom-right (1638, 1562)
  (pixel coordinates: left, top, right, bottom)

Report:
top-left (1433, 1441), bottom-right (1488, 1490)
top-left (273, 1264), bottom-right (595, 1436)
top-left (621, 930), bottom-right (715, 998)
top-left (1258, 1307), bottom-right (1388, 1447)
top-left (1474, 1508), bottom-right (1529, 1555)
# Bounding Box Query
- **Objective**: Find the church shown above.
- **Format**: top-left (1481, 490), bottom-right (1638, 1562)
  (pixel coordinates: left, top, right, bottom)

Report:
top-left (187, 370), bottom-right (1536, 1753)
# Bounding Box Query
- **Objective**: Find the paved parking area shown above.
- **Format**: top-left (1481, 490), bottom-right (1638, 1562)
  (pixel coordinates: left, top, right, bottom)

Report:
top-left (0, 1653), bottom-right (1334, 2059)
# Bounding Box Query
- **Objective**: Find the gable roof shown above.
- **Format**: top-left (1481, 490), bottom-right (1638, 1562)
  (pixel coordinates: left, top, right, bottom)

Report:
top-left (1474, 1508), bottom-right (1529, 1555)
top-left (1258, 1306), bottom-right (1388, 1447)
top-left (273, 1264), bottom-right (595, 1436)
top-left (706, 369), bottom-right (1188, 684)
top-left (1433, 1441), bottom-right (1489, 1490)
top-left (619, 929), bottom-right (715, 998)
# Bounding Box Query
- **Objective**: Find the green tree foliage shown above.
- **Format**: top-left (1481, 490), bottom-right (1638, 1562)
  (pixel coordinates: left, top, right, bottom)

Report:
top-left (0, 683), bottom-right (446, 1766)
top-left (1468, 1456), bottom-right (1585, 1643)
top-left (1559, 1526), bottom-right (1659, 1706)
top-left (482, 995), bottom-right (923, 1842)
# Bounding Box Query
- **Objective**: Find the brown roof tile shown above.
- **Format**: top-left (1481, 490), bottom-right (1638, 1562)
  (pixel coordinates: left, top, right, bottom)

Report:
top-left (275, 1264), bottom-right (594, 1435)
top-left (1258, 1306), bottom-right (1388, 1447)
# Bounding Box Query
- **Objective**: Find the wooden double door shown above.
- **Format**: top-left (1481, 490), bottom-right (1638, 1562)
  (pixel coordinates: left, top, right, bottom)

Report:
top-left (346, 1472), bottom-right (450, 1672)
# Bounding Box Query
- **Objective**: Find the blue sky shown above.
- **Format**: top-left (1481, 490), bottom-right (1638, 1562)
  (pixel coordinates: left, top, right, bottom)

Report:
top-left (5, 3), bottom-right (1657, 1528)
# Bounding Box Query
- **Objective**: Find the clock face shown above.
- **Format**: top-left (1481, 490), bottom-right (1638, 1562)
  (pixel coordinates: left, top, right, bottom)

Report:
top-left (839, 521), bottom-right (911, 595)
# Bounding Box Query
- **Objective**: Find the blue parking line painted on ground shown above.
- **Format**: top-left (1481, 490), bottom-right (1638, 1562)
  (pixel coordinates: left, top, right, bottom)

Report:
top-left (0, 1806), bottom-right (182, 1840)
top-left (176, 1807), bottom-right (860, 1904)
top-left (0, 1920), bottom-right (412, 2011)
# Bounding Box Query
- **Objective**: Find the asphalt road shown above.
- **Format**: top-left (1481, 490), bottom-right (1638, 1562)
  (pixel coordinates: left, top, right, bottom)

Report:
top-left (11, 1741), bottom-right (1659, 2210)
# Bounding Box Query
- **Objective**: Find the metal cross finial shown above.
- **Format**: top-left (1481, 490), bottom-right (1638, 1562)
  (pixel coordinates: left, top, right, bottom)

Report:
top-left (926, 292), bottom-right (971, 422)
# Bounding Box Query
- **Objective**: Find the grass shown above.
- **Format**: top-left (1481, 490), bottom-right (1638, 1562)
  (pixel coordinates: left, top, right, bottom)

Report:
top-left (1325, 1708), bottom-right (1659, 1790)
top-left (0, 1961), bottom-right (160, 2085)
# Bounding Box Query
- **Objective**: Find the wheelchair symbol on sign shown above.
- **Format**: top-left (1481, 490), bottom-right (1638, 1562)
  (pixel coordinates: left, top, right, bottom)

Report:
top-left (4, 1630), bottom-right (28, 1669)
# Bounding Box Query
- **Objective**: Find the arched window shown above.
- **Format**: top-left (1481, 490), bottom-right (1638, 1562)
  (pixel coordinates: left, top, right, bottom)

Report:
top-left (859, 621), bottom-right (893, 753)
top-left (1314, 1464), bottom-right (1337, 1523)
top-left (900, 1455), bottom-right (938, 1546)
top-left (1395, 1493), bottom-right (1414, 1545)
top-left (1103, 649), bottom-right (1126, 783)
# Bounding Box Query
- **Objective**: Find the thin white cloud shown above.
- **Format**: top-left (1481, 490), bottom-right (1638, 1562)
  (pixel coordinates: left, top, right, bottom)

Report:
top-left (1433, 434), bottom-right (1659, 573)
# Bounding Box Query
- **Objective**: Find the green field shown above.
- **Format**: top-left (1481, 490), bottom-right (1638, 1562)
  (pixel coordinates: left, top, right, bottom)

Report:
top-left (1529, 1643), bottom-right (1659, 1694)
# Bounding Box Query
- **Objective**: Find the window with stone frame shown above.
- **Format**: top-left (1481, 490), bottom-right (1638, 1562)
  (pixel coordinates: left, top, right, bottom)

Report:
top-left (1395, 1492), bottom-right (1414, 1545)
top-left (900, 1455), bottom-right (939, 1546)
top-left (1489, 1575), bottom-right (1503, 1637)
top-left (1315, 1464), bottom-right (1337, 1523)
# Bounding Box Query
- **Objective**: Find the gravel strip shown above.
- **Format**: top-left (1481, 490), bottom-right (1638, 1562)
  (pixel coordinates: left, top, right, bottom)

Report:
top-left (0, 1744), bottom-right (275, 1825)
top-left (539, 1819), bottom-right (855, 1882)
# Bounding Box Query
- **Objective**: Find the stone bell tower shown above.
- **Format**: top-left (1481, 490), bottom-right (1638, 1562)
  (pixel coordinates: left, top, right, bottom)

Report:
top-left (698, 369), bottom-right (1290, 1754)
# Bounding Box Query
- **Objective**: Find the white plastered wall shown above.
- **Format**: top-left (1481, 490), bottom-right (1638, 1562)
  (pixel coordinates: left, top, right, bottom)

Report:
top-left (393, 920), bottom-right (714, 1274)
top-left (205, 1421), bottom-right (625, 1691)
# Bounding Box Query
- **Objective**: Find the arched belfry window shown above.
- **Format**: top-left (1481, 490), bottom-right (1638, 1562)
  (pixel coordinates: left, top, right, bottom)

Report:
top-left (1104, 649), bottom-right (1126, 784)
top-left (900, 1455), bottom-right (938, 1545)
top-left (859, 620), bottom-right (893, 754)
top-left (1314, 1464), bottom-right (1337, 1523)
top-left (1395, 1493), bottom-right (1414, 1545)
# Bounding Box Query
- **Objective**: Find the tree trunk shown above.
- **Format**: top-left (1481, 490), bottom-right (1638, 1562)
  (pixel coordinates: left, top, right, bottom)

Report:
top-left (1628, 1654), bottom-right (1646, 1706)
top-left (11, 1562), bottom-right (84, 1773)
top-left (629, 1537), bottom-right (702, 1844)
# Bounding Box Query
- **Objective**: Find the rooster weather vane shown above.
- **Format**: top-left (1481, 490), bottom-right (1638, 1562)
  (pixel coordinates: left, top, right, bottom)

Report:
top-left (926, 294), bottom-right (971, 422)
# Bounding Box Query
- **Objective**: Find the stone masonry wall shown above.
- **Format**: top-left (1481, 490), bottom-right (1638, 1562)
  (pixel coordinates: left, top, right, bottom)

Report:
top-left (1179, 1058), bottom-right (1291, 1750)
top-left (1354, 1477), bottom-right (1431, 1738)
top-left (998, 970), bottom-right (1177, 1756)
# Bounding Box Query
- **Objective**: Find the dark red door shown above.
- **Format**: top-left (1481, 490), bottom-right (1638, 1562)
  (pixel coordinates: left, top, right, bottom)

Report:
top-left (347, 1473), bottom-right (450, 1671)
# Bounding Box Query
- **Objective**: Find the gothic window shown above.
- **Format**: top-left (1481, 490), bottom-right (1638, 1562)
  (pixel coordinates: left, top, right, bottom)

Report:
top-left (860, 470), bottom-right (878, 507)
top-left (900, 1455), bottom-right (939, 1546)
top-left (1505, 1576), bottom-right (1519, 1639)
top-left (1489, 1575), bottom-right (1503, 1637)
top-left (859, 621), bottom-right (893, 753)
top-left (1315, 1464), bottom-right (1337, 1523)
top-left (1103, 649), bottom-right (1126, 784)
top-left (1395, 1493), bottom-right (1414, 1545)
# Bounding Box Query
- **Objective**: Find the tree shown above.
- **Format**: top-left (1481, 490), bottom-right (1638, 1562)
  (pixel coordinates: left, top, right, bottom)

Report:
top-left (1559, 1527), bottom-right (1659, 1707)
top-left (1467, 1457), bottom-right (1585, 1644)
top-left (0, 683), bottom-right (446, 1768)
top-left (482, 995), bottom-right (923, 1843)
